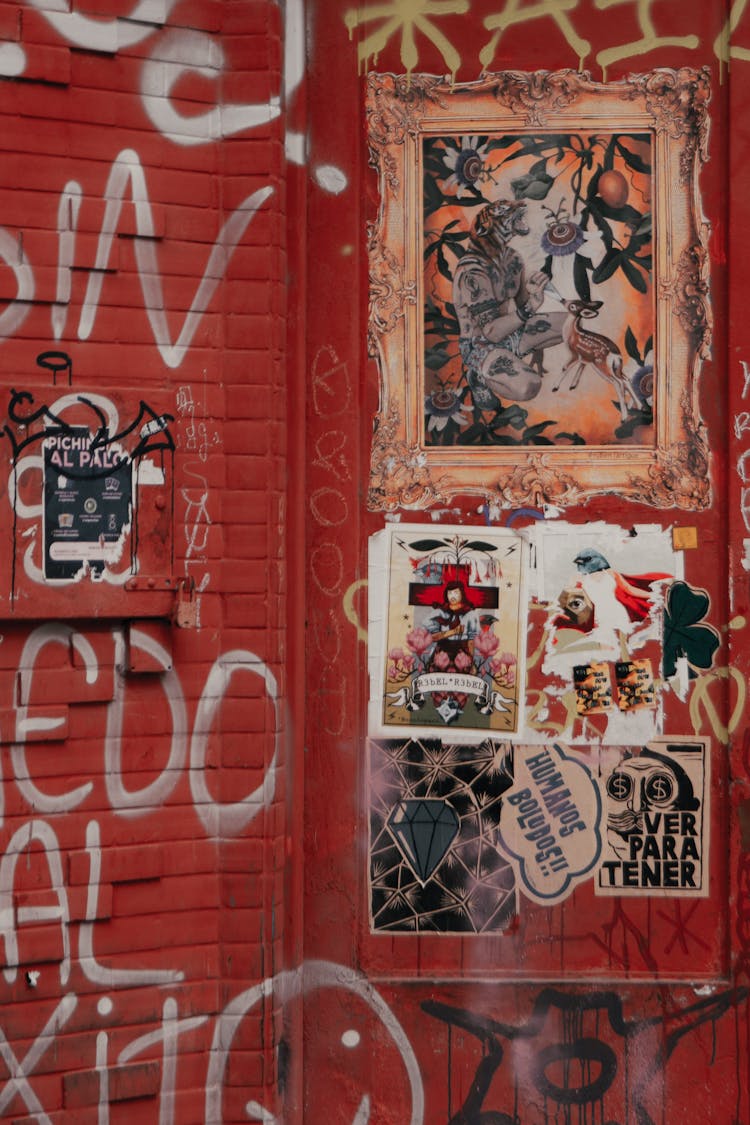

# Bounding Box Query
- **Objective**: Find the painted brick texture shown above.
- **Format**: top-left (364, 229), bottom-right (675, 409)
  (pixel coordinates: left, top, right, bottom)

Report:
top-left (0, 1), bottom-right (293, 1122)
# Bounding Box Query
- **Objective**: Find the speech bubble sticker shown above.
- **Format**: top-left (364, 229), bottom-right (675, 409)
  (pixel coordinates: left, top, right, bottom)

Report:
top-left (498, 744), bottom-right (603, 904)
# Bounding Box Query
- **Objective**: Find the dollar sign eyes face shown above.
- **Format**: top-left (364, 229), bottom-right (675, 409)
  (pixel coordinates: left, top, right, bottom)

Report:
top-left (644, 771), bottom-right (676, 807)
top-left (606, 772), bottom-right (633, 802)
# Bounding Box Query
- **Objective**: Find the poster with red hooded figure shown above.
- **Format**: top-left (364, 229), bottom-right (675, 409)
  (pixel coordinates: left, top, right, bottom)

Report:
top-left (369, 525), bottom-right (527, 740)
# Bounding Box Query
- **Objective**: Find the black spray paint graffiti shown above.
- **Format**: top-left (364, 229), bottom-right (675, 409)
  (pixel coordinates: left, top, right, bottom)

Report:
top-left (36, 350), bottom-right (73, 386)
top-left (1, 386), bottom-right (174, 469)
top-left (0, 379), bottom-right (175, 591)
top-left (422, 986), bottom-right (749, 1125)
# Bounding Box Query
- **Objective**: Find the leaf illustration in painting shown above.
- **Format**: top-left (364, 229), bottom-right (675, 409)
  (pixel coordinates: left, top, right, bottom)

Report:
top-left (621, 256), bottom-right (648, 293)
top-left (592, 249), bottom-right (623, 285)
top-left (615, 140), bottom-right (651, 174)
top-left (614, 404), bottom-right (652, 439)
top-left (409, 539), bottom-right (448, 552)
top-left (490, 404), bottom-right (528, 432)
top-left (662, 581), bottom-right (720, 680)
top-left (522, 420), bottom-right (556, 441)
top-left (573, 253), bottom-right (591, 301)
top-left (594, 200), bottom-right (643, 228)
top-left (462, 541), bottom-right (498, 553)
top-left (458, 422), bottom-right (488, 444)
top-left (631, 213), bottom-right (652, 240)
top-left (624, 326), bottom-right (641, 363)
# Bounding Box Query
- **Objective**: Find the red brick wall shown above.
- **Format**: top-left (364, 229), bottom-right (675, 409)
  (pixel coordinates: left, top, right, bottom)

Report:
top-left (0, 2), bottom-right (296, 1121)
top-left (4, 1), bottom-right (750, 1122)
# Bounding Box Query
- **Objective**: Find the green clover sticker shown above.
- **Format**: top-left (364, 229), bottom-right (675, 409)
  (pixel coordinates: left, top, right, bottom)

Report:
top-left (662, 580), bottom-right (720, 681)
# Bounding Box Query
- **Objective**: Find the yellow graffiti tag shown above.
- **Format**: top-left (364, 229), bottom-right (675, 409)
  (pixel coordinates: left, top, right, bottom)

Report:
top-left (343, 578), bottom-right (369, 644)
top-left (525, 626), bottom-right (548, 674)
top-left (689, 666), bottom-right (747, 744)
top-left (344, 0), bottom-right (470, 80)
top-left (715, 0), bottom-right (750, 68)
top-left (594, 0), bottom-right (699, 79)
top-left (481, 0), bottom-right (591, 71)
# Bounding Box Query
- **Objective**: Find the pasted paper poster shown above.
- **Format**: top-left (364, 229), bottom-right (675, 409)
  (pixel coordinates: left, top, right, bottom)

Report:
top-left (369, 738), bottom-right (517, 933)
top-left (597, 738), bottom-right (709, 897)
top-left (523, 522), bottom-right (683, 745)
top-left (497, 744), bottom-right (603, 905)
top-left (369, 525), bottom-right (527, 741)
top-left (43, 427), bottom-right (133, 580)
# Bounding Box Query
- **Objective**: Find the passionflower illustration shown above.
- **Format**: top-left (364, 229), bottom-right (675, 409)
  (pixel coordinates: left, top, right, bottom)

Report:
top-left (540, 200), bottom-right (603, 261)
top-left (538, 200), bottom-right (605, 299)
top-left (541, 219), bottom-right (586, 256)
top-left (425, 387), bottom-right (471, 433)
top-left (441, 136), bottom-right (491, 197)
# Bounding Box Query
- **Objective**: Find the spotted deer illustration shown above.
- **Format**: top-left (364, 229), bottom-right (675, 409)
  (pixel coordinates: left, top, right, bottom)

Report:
top-left (553, 298), bottom-right (641, 421)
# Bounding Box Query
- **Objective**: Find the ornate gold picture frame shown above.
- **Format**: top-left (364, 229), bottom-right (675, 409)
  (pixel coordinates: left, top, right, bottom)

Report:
top-left (367, 69), bottom-right (711, 511)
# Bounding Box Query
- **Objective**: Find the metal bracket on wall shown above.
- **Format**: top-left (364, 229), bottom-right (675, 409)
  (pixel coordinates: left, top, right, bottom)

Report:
top-left (124, 578), bottom-right (177, 592)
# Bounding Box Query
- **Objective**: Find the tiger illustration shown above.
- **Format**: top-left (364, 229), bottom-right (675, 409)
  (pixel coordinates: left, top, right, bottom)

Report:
top-left (453, 199), bottom-right (566, 407)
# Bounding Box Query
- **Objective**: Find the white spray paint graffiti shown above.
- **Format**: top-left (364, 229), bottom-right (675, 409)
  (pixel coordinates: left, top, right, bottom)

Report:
top-left (3, 624), bottom-right (278, 833)
top-left (0, 993), bottom-right (77, 1122)
top-left (0, 228), bottom-right (34, 340)
top-left (117, 997), bottom-right (209, 1125)
top-left (0, 958), bottom-right (422, 1123)
top-left (206, 960), bottom-right (424, 1125)
top-left (182, 485), bottom-right (212, 560)
top-left (190, 651), bottom-right (279, 838)
top-left (52, 182), bottom-right (83, 342)
top-left (0, 5), bottom-right (333, 1122)
top-left (736, 360), bottom-right (750, 572)
top-left (80, 820), bottom-right (185, 987)
top-left (176, 385), bottom-right (220, 467)
top-left (4, 0), bottom-right (308, 165)
top-left (141, 29), bottom-right (281, 145)
top-left (52, 150), bottom-right (273, 369)
top-left (0, 0), bottom-right (346, 362)
top-left (175, 384), bottom-right (219, 625)
top-left (12, 624), bottom-right (97, 813)
top-left (26, 0), bottom-right (178, 53)
top-left (0, 622), bottom-right (288, 1112)
top-left (104, 629), bottom-right (188, 816)
top-left (0, 819), bottom-right (71, 985)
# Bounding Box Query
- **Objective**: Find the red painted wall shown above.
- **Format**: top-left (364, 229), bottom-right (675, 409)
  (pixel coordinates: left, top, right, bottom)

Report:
top-left (301, 1), bottom-right (750, 1123)
top-left (0, 0), bottom-right (749, 1122)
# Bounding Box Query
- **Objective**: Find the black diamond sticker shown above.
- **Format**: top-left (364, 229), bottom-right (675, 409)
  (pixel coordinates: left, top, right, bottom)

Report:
top-left (387, 799), bottom-right (459, 883)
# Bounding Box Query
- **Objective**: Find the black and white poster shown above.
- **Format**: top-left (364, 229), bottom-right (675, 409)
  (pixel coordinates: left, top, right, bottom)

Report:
top-left (597, 738), bottom-right (709, 896)
top-left (43, 427), bottom-right (133, 580)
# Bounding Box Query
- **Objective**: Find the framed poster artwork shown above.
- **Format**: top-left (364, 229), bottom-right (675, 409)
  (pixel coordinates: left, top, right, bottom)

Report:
top-left (366, 68), bottom-right (711, 511)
